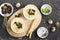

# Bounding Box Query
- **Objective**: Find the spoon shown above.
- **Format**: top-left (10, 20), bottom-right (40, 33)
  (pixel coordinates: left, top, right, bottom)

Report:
top-left (0, 3), bottom-right (13, 28)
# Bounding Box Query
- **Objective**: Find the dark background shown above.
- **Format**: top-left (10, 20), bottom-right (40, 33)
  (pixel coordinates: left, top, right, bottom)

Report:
top-left (0, 0), bottom-right (60, 40)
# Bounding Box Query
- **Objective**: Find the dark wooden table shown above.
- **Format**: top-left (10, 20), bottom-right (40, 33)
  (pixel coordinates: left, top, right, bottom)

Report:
top-left (0, 0), bottom-right (60, 40)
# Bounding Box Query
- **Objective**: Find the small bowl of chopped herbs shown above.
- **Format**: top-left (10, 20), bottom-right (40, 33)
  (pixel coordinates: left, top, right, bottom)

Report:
top-left (41, 4), bottom-right (52, 15)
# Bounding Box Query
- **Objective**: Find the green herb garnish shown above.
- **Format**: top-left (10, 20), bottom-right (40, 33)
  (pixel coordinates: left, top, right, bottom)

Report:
top-left (14, 22), bottom-right (22, 28)
top-left (28, 9), bottom-right (35, 15)
top-left (42, 31), bottom-right (48, 37)
top-left (42, 7), bottom-right (50, 13)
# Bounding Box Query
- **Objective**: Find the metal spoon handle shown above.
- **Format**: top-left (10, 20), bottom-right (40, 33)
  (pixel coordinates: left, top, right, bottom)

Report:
top-left (2, 17), bottom-right (7, 28)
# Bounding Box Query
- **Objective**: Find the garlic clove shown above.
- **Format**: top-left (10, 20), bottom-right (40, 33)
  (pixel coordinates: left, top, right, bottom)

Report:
top-left (16, 3), bottom-right (21, 8)
top-left (55, 21), bottom-right (60, 27)
top-left (51, 27), bottom-right (56, 32)
top-left (48, 19), bottom-right (53, 24)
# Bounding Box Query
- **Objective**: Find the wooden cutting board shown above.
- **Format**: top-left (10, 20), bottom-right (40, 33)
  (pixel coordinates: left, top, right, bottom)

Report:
top-left (6, 8), bottom-right (42, 37)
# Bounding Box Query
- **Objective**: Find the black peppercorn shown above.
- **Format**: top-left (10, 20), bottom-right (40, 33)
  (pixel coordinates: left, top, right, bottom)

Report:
top-left (15, 15), bottom-right (18, 17)
top-left (1, 4), bottom-right (12, 14)
top-left (15, 14), bottom-right (21, 17)
top-left (18, 14), bottom-right (21, 17)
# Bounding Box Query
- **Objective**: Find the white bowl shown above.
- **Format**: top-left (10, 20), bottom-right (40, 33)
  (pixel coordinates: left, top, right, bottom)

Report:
top-left (23, 4), bottom-right (38, 20)
top-left (11, 18), bottom-right (28, 33)
top-left (0, 3), bottom-right (13, 17)
top-left (37, 27), bottom-right (49, 38)
top-left (41, 4), bottom-right (52, 15)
